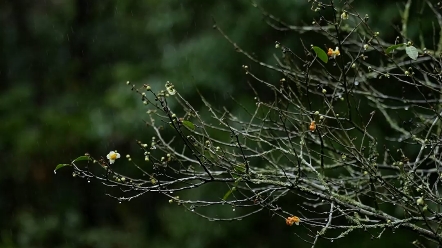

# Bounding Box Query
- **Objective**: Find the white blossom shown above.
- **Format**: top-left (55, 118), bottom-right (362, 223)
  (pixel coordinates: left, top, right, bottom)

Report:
top-left (106, 151), bottom-right (121, 164)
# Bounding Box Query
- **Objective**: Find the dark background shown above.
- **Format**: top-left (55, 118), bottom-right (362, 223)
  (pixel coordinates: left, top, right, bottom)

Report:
top-left (0, 0), bottom-right (433, 247)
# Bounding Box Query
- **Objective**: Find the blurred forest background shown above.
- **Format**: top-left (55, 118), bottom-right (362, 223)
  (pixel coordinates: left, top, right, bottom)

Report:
top-left (0, 0), bottom-right (435, 247)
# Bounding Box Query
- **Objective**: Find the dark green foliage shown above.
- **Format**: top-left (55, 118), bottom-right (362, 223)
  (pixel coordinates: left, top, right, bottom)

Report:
top-left (0, 0), bottom-right (434, 247)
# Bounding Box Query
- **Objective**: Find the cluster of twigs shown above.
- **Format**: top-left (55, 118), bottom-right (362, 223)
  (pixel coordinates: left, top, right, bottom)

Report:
top-left (63, 0), bottom-right (442, 246)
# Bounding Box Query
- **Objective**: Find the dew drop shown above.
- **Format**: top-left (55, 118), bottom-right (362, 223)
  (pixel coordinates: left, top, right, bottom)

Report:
top-left (53, 170), bottom-right (57, 175)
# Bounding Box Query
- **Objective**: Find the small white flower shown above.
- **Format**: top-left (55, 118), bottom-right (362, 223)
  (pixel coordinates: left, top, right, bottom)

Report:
top-left (106, 151), bottom-right (121, 164)
top-left (165, 81), bottom-right (176, 95)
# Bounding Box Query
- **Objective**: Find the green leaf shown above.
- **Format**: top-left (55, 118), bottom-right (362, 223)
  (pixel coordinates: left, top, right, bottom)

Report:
top-left (222, 178), bottom-right (242, 200)
top-left (312, 46), bottom-right (328, 63)
top-left (385, 44), bottom-right (404, 54)
top-left (222, 187), bottom-right (236, 201)
top-left (234, 163), bottom-right (246, 173)
top-left (232, 174), bottom-right (241, 180)
top-left (406, 46), bottom-right (418, 60)
top-left (73, 155), bottom-right (92, 162)
top-left (54, 164), bottom-right (70, 171)
top-left (182, 120), bottom-right (195, 130)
